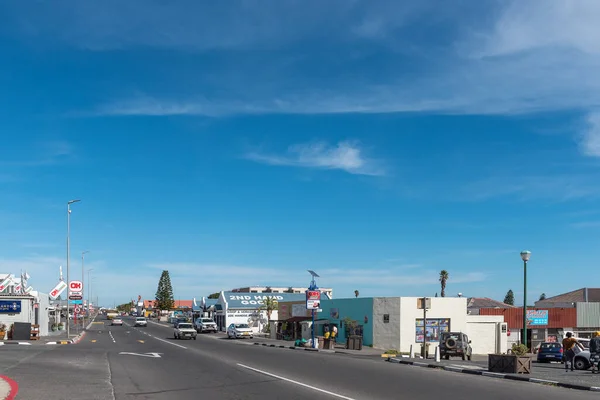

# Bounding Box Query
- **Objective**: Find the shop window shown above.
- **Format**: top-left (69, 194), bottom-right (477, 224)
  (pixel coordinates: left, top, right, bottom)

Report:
top-left (415, 318), bottom-right (450, 343)
top-left (383, 314), bottom-right (390, 323)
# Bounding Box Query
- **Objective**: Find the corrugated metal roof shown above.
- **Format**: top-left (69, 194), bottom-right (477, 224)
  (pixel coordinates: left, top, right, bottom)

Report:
top-left (536, 288), bottom-right (600, 306)
top-left (467, 297), bottom-right (515, 309)
top-left (480, 307), bottom-right (577, 329)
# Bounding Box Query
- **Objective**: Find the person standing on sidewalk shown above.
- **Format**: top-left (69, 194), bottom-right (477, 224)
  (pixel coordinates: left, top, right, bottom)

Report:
top-left (562, 332), bottom-right (579, 372)
top-left (590, 332), bottom-right (600, 373)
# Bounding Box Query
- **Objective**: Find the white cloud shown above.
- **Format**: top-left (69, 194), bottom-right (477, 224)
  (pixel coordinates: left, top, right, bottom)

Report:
top-left (245, 140), bottom-right (385, 176)
top-left (581, 112), bottom-right (600, 156)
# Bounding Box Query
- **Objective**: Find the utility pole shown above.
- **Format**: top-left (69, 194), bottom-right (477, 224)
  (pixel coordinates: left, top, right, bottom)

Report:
top-left (66, 199), bottom-right (81, 339)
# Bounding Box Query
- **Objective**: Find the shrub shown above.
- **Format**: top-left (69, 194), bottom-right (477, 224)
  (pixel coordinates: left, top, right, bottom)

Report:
top-left (511, 343), bottom-right (528, 356)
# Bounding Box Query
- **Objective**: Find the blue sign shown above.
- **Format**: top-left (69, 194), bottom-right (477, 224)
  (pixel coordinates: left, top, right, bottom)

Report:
top-left (0, 300), bottom-right (21, 314)
top-left (71, 300), bottom-right (83, 305)
top-left (527, 310), bottom-right (548, 326)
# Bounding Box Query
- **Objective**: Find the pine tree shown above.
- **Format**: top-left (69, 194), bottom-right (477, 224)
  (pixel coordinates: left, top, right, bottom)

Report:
top-left (155, 270), bottom-right (174, 310)
top-left (504, 289), bottom-right (515, 305)
top-left (539, 293), bottom-right (546, 301)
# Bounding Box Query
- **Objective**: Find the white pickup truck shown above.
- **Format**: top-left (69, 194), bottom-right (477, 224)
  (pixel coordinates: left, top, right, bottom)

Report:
top-left (174, 322), bottom-right (197, 340)
top-left (195, 317), bottom-right (218, 333)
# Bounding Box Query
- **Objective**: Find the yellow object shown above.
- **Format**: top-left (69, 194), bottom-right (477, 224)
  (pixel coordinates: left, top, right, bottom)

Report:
top-left (331, 332), bottom-right (336, 338)
top-left (324, 332), bottom-right (330, 339)
top-left (595, 331), bottom-right (600, 337)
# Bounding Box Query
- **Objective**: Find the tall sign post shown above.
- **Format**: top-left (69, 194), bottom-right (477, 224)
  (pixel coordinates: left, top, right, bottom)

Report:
top-left (306, 270), bottom-right (321, 349)
top-left (418, 297), bottom-right (431, 358)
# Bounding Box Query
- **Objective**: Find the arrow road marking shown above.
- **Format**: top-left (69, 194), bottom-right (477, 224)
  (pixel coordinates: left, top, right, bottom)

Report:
top-left (119, 352), bottom-right (162, 358)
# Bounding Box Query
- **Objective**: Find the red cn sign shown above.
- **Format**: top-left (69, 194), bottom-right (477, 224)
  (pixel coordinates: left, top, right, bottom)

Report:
top-left (69, 281), bottom-right (83, 291)
top-left (306, 290), bottom-right (321, 310)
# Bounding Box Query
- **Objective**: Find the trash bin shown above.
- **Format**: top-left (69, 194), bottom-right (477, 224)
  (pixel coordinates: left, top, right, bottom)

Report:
top-left (317, 336), bottom-right (325, 349)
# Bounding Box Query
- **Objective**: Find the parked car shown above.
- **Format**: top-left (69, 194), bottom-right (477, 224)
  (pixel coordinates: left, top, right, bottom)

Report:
top-left (174, 323), bottom-right (197, 340)
top-left (134, 317), bottom-right (147, 327)
top-left (536, 342), bottom-right (563, 363)
top-left (111, 318), bottom-right (123, 326)
top-left (227, 323), bottom-right (254, 339)
top-left (439, 332), bottom-right (472, 361)
top-left (195, 318), bottom-right (218, 333)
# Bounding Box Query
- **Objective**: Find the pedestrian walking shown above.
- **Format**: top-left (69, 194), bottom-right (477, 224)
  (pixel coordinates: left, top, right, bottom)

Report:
top-left (562, 332), bottom-right (580, 372)
top-left (331, 325), bottom-right (338, 341)
top-left (590, 332), bottom-right (600, 373)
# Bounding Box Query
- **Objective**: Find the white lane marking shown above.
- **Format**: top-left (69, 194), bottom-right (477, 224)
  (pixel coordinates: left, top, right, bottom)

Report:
top-left (119, 352), bottom-right (162, 358)
top-left (109, 331), bottom-right (116, 343)
top-left (149, 335), bottom-right (187, 349)
top-left (237, 363), bottom-right (355, 400)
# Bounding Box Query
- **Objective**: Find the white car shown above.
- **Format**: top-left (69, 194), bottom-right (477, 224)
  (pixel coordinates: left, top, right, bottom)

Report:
top-left (195, 318), bottom-right (218, 333)
top-left (111, 318), bottom-right (123, 326)
top-left (227, 323), bottom-right (254, 339)
top-left (174, 323), bottom-right (197, 340)
top-left (134, 317), bottom-right (147, 327)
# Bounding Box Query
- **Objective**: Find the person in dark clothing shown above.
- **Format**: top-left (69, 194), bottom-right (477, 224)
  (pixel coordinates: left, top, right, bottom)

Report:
top-left (590, 332), bottom-right (600, 373)
top-left (562, 332), bottom-right (580, 372)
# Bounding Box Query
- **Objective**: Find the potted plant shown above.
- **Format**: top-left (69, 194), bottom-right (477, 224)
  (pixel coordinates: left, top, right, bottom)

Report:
top-left (488, 343), bottom-right (532, 374)
top-left (51, 323), bottom-right (58, 332)
top-left (0, 323), bottom-right (6, 340)
top-left (343, 317), bottom-right (363, 350)
top-left (58, 322), bottom-right (65, 331)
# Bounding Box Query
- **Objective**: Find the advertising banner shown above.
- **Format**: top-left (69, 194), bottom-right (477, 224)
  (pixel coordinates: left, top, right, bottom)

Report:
top-left (306, 290), bottom-right (321, 309)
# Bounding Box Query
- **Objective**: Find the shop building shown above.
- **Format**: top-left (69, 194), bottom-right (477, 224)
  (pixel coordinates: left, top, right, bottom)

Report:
top-left (0, 292), bottom-right (51, 337)
top-left (275, 296), bottom-right (507, 354)
top-left (214, 291), bottom-right (305, 333)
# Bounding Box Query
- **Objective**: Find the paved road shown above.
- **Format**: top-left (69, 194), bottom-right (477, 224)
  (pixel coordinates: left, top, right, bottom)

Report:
top-left (3, 315), bottom-right (600, 399)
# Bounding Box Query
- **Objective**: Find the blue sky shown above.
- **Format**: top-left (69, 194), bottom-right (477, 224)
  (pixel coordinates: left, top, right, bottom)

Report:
top-left (2, 1), bottom-right (600, 306)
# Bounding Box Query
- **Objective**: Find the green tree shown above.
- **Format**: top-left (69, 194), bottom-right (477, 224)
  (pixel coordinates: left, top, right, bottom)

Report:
top-left (354, 290), bottom-right (359, 298)
top-left (539, 293), bottom-right (546, 301)
top-left (285, 287), bottom-right (294, 293)
top-left (155, 270), bottom-right (175, 310)
top-left (504, 289), bottom-right (515, 305)
top-left (260, 297), bottom-right (279, 322)
top-left (208, 292), bottom-right (220, 299)
top-left (439, 270), bottom-right (449, 297)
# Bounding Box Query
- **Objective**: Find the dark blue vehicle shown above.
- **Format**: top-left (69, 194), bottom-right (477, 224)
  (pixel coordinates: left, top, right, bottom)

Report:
top-left (537, 342), bottom-right (563, 363)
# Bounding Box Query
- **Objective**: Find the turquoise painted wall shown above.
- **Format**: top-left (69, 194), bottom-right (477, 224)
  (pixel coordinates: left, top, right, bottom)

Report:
top-left (319, 298), bottom-right (374, 346)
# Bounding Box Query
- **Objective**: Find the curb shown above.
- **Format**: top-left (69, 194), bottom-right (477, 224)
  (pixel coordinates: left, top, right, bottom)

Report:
top-left (0, 342), bottom-right (32, 346)
top-left (46, 331), bottom-right (87, 345)
top-left (253, 342), bottom-right (348, 355)
top-left (0, 375), bottom-right (19, 400)
top-left (386, 357), bottom-right (600, 392)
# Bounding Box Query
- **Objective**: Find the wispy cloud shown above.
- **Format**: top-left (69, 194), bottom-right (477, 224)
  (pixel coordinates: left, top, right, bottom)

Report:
top-left (570, 221), bottom-right (600, 229)
top-left (581, 112), bottom-right (600, 157)
top-left (245, 140), bottom-right (385, 176)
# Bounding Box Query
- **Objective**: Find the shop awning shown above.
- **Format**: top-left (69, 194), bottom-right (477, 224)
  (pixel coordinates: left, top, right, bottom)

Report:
top-left (286, 316), bottom-right (311, 323)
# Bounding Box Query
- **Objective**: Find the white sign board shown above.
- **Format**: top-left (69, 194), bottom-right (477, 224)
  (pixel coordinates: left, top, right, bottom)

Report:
top-left (292, 303), bottom-right (310, 318)
top-left (49, 280), bottom-right (68, 300)
top-left (69, 280), bottom-right (83, 291)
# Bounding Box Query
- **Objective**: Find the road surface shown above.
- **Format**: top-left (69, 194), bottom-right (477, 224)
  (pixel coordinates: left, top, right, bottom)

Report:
top-left (2, 315), bottom-right (599, 399)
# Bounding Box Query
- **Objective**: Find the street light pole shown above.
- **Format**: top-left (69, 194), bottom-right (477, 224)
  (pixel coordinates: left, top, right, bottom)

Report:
top-left (520, 250), bottom-right (531, 350)
top-left (66, 199), bottom-right (81, 339)
top-left (81, 251), bottom-right (89, 327)
top-left (87, 268), bottom-right (94, 315)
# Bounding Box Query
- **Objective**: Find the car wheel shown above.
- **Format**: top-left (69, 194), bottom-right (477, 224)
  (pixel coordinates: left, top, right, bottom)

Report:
top-left (194, 337), bottom-right (197, 340)
top-left (445, 355), bottom-right (450, 360)
top-left (574, 358), bottom-right (589, 370)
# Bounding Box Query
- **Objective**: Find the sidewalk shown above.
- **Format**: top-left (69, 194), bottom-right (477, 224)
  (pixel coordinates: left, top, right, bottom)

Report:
top-left (387, 356), bottom-right (600, 392)
top-left (249, 335), bottom-right (385, 357)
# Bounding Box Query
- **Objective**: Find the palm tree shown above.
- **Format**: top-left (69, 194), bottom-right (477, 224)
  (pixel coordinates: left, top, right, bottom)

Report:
top-left (354, 290), bottom-right (359, 298)
top-left (260, 297), bottom-right (279, 322)
top-left (439, 270), bottom-right (449, 297)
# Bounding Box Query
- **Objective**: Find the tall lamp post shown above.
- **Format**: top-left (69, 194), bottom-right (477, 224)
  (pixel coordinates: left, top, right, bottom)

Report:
top-left (67, 199), bottom-right (81, 339)
top-left (307, 270), bottom-right (320, 349)
top-left (87, 268), bottom-right (94, 315)
top-left (520, 250), bottom-right (531, 349)
top-left (81, 251), bottom-right (90, 327)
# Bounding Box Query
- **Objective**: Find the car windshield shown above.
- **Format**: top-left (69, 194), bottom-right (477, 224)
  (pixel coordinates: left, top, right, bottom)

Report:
top-left (136, 318), bottom-right (145, 321)
top-left (235, 324), bottom-right (249, 329)
top-left (201, 319), bottom-right (214, 323)
top-left (178, 324), bottom-right (193, 329)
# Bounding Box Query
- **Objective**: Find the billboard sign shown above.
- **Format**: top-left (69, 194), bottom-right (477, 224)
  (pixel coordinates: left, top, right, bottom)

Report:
top-left (49, 280), bottom-right (68, 300)
top-left (0, 300), bottom-right (21, 314)
top-left (527, 310), bottom-right (548, 326)
top-left (0, 275), bottom-right (13, 292)
top-left (306, 290), bottom-right (321, 310)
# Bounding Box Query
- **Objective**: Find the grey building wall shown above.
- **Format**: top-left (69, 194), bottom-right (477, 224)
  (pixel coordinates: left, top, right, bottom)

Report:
top-left (577, 302), bottom-right (600, 328)
top-left (372, 297), bottom-right (401, 351)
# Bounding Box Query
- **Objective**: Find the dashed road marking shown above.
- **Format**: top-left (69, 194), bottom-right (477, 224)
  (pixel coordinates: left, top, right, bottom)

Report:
top-left (109, 331), bottom-right (116, 343)
top-left (138, 340), bottom-right (145, 343)
top-left (91, 340), bottom-right (97, 343)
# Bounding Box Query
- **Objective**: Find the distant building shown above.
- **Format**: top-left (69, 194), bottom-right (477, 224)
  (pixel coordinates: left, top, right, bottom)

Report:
top-left (467, 297), bottom-right (515, 315)
top-left (534, 288), bottom-right (600, 308)
top-left (230, 286), bottom-right (333, 299)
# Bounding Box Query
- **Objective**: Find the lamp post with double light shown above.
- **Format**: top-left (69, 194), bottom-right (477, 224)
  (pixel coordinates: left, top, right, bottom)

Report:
top-left (520, 250), bottom-right (531, 349)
